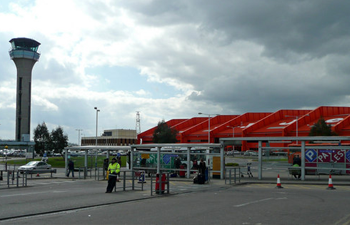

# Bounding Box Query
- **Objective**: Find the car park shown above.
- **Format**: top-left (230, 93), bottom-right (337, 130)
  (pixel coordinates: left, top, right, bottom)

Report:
top-left (227, 150), bottom-right (241, 156)
top-left (244, 150), bottom-right (258, 156)
top-left (18, 161), bottom-right (52, 173)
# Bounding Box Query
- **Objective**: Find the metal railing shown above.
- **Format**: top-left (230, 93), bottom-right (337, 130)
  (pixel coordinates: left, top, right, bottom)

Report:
top-left (225, 167), bottom-right (242, 185)
top-left (0, 170), bottom-right (28, 188)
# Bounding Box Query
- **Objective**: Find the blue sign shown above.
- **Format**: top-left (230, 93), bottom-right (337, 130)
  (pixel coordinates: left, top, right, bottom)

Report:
top-left (346, 150), bottom-right (350, 162)
top-left (162, 154), bottom-right (178, 164)
top-left (305, 149), bottom-right (317, 162)
top-left (163, 155), bottom-right (171, 164)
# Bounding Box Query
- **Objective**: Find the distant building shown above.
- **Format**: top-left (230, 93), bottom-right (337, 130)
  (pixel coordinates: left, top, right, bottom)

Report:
top-left (81, 129), bottom-right (137, 146)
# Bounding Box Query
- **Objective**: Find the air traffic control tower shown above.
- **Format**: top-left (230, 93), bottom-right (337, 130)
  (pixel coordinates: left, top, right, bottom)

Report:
top-left (9, 38), bottom-right (40, 141)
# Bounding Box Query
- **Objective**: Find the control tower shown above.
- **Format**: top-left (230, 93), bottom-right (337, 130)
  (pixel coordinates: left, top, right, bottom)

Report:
top-left (9, 38), bottom-right (41, 141)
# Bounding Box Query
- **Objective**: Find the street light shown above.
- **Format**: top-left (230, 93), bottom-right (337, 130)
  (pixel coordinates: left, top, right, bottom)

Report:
top-left (76, 129), bottom-right (83, 146)
top-left (227, 126), bottom-right (239, 151)
top-left (285, 114), bottom-right (310, 144)
top-left (198, 112), bottom-right (219, 143)
top-left (94, 107), bottom-right (100, 146)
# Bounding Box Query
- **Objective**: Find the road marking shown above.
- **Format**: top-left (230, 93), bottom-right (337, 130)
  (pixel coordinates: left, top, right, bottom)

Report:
top-left (0, 190), bottom-right (67, 198)
top-left (234, 197), bottom-right (286, 207)
top-left (28, 180), bottom-right (75, 185)
top-left (334, 213), bottom-right (350, 225)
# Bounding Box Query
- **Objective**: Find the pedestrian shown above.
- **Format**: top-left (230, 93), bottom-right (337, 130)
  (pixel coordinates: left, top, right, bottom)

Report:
top-left (197, 158), bottom-right (207, 184)
top-left (103, 158), bottom-right (109, 179)
top-left (106, 158), bottom-right (120, 193)
top-left (198, 158), bottom-right (206, 175)
top-left (292, 154), bottom-right (301, 179)
top-left (67, 159), bottom-right (74, 178)
top-left (175, 157), bottom-right (181, 175)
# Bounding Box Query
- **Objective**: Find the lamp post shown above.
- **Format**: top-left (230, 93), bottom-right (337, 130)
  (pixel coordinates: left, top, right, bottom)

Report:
top-left (286, 115), bottom-right (299, 144)
top-left (76, 129), bottom-right (83, 146)
top-left (4, 145), bottom-right (8, 170)
top-left (94, 107), bottom-right (100, 146)
top-left (227, 126), bottom-right (239, 151)
top-left (198, 112), bottom-right (219, 143)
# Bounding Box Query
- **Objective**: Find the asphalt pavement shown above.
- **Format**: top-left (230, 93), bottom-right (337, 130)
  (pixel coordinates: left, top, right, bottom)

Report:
top-left (1, 156), bottom-right (350, 224)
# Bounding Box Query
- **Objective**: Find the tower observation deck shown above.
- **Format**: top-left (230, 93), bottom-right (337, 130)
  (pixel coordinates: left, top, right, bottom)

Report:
top-left (9, 38), bottom-right (41, 141)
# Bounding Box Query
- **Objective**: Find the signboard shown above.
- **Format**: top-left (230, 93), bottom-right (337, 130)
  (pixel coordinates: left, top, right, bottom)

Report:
top-left (305, 149), bottom-right (317, 162)
top-left (317, 150), bottom-right (332, 163)
top-left (141, 154), bottom-right (150, 159)
top-left (346, 150), bottom-right (350, 162)
top-left (332, 150), bottom-right (345, 162)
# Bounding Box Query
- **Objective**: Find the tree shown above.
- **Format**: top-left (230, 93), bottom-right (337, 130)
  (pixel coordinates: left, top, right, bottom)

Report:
top-left (33, 122), bottom-right (51, 156)
top-left (309, 117), bottom-right (337, 136)
top-left (153, 120), bottom-right (178, 143)
top-left (50, 126), bottom-right (68, 155)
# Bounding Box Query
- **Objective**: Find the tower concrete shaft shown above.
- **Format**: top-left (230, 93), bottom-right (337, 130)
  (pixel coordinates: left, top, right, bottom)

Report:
top-left (9, 38), bottom-right (40, 141)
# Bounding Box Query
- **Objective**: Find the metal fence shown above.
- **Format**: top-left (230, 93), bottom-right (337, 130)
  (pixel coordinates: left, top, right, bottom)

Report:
top-left (0, 170), bottom-right (27, 188)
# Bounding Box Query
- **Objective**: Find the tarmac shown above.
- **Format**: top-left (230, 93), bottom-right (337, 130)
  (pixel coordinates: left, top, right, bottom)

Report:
top-left (1, 162), bottom-right (350, 223)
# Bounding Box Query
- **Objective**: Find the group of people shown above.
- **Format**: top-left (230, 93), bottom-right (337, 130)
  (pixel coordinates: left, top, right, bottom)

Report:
top-left (104, 156), bottom-right (206, 193)
top-left (66, 157), bottom-right (121, 193)
top-left (174, 157), bottom-right (207, 176)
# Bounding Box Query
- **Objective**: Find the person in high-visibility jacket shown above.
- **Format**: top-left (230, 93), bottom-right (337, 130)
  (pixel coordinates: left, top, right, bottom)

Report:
top-left (106, 158), bottom-right (120, 193)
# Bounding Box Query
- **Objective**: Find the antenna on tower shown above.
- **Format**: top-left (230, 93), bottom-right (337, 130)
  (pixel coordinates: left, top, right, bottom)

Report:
top-left (136, 111), bottom-right (141, 134)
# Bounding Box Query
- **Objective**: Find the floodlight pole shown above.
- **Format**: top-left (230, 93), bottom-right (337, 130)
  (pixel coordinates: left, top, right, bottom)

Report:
top-left (198, 112), bottom-right (219, 143)
top-left (286, 115), bottom-right (299, 144)
top-left (94, 107), bottom-right (100, 146)
top-left (227, 126), bottom-right (239, 151)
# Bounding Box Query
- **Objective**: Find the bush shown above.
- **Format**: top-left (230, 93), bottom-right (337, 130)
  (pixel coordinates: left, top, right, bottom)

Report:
top-left (225, 163), bottom-right (239, 167)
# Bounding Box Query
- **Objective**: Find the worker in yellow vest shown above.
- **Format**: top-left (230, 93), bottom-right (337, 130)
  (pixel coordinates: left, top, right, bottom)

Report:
top-left (106, 158), bottom-right (120, 193)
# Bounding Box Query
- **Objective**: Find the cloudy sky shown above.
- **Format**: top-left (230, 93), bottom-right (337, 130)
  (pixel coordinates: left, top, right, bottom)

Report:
top-left (1, 0), bottom-right (350, 143)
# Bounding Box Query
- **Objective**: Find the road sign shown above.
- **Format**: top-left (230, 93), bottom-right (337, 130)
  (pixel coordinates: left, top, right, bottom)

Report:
top-left (305, 149), bottom-right (317, 162)
top-left (346, 150), bottom-right (350, 162)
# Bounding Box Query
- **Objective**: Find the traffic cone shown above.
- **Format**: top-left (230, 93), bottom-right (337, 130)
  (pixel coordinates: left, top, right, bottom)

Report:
top-left (327, 174), bottom-right (336, 190)
top-left (276, 174), bottom-right (283, 188)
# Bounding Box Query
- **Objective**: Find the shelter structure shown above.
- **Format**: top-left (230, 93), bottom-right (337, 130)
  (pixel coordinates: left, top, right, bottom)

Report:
top-left (220, 136), bottom-right (350, 180)
top-left (138, 106), bottom-right (350, 151)
top-left (63, 146), bottom-right (131, 174)
top-left (131, 143), bottom-right (222, 179)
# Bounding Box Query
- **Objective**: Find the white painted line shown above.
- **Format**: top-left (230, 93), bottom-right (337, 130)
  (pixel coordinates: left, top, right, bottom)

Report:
top-left (0, 190), bottom-right (67, 198)
top-left (234, 198), bottom-right (274, 207)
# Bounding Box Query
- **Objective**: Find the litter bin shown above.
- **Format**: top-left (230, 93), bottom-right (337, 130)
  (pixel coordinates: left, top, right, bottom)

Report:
top-left (155, 173), bottom-right (166, 194)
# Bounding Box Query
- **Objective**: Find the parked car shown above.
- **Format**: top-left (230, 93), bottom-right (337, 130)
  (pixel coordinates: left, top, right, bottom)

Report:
top-left (227, 150), bottom-right (241, 156)
top-left (18, 161), bottom-right (51, 173)
top-left (244, 150), bottom-right (258, 156)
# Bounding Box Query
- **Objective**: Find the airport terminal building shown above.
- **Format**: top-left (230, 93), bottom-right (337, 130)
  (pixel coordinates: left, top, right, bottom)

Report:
top-left (137, 106), bottom-right (350, 151)
top-left (81, 129), bottom-right (137, 146)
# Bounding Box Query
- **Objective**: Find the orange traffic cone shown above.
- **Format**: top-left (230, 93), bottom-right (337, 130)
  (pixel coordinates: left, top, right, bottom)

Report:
top-left (276, 174), bottom-right (283, 188)
top-left (327, 174), bottom-right (336, 190)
